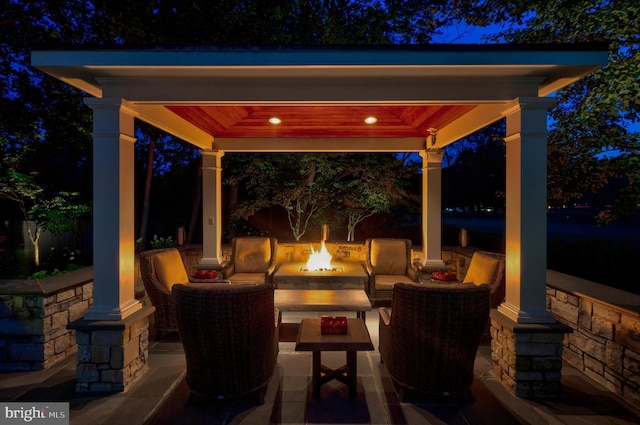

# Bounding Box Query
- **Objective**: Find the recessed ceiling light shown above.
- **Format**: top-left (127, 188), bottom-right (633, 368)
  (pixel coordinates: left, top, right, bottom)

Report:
top-left (364, 116), bottom-right (377, 124)
top-left (268, 117), bottom-right (282, 125)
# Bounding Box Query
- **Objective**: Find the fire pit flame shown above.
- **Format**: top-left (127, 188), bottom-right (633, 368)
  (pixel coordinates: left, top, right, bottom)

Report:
top-left (306, 241), bottom-right (333, 271)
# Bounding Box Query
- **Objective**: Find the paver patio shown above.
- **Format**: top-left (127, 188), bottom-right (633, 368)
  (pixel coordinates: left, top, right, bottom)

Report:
top-left (2, 310), bottom-right (640, 425)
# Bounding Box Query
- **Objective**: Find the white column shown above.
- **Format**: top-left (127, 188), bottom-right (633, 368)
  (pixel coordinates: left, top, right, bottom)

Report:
top-left (498, 97), bottom-right (556, 324)
top-left (420, 149), bottom-right (446, 269)
top-left (199, 149), bottom-right (225, 267)
top-left (83, 98), bottom-right (141, 321)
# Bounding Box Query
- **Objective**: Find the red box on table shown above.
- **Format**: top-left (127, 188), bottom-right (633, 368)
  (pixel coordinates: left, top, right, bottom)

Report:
top-left (193, 269), bottom-right (217, 279)
top-left (432, 271), bottom-right (457, 281)
top-left (321, 316), bottom-right (348, 335)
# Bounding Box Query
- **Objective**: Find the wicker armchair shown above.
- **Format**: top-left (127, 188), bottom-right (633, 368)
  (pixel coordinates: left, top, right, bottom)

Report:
top-left (221, 237), bottom-right (278, 285)
top-left (172, 283), bottom-right (279, 404)
top-left (364, 238), bottom-right (419, 305)
top-left (139, 248), bottom-right (190, 340)
top-left (379, 282), bottom-right (490, 400)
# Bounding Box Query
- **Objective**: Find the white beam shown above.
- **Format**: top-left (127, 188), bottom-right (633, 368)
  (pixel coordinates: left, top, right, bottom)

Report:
top-left (433, 100), bottom-right (519, 147)
top-left (120, 100), bottom-right (213, 149)
top-left (213, 137), bottom-right (426, 152)
top-left (98, 76), bottom-right (541, 103)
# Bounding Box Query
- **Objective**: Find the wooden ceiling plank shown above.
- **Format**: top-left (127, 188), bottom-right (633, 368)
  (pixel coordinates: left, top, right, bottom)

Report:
top-left (166, 104), bottom-right (475, 139)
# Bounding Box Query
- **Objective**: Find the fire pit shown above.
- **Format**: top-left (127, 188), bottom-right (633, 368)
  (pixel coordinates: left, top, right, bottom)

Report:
top-left (274, 241), bottom-right (368, 289)
top-left (298, 265), bottom-right (344, 272)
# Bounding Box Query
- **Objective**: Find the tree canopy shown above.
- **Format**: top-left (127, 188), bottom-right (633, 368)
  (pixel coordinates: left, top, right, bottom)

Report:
top-left (468, 0), bottom-right (640, 222)
top-left (1, 1), bottom-right (637, 270)
top-left (1, 1), bottom-right (486, 249)
top-left (223, 152), bottom-right (418, 241)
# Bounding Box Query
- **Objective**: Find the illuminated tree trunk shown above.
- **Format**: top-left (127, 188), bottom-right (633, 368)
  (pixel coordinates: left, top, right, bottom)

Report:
top-left (346, 211), bottom-right (374, 242)
top-left (25, 221), bottom-right (42, 267)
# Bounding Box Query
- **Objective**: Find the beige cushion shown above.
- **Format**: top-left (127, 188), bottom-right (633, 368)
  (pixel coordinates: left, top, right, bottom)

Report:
top-left (370, 239), bottom-right (407, 275)
top-left (234, 238), bottom-right (271, 273)
top-left (227, 272), bottom-right (265, 285)
top-left (374, 275), bottom-right (415, 291)
top-left (153, 249), bottom-right (189, 290)
top-left (463, 253), bottom-right (500, 286)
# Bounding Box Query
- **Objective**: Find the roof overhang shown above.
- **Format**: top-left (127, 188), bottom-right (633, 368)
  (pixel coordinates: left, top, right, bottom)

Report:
top-left (31, 45), bottom-right (608, 151)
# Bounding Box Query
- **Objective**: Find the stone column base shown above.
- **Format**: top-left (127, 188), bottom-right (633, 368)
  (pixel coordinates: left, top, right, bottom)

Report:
top-left (67, 306), bottom-right (155, 392)
top-left (490, 309), bottom-right (572, 398)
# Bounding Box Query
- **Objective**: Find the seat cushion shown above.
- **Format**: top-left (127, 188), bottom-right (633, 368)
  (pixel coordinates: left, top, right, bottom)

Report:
top-left (153, 249), bottom-right (189, 290)
top-left (374, 274), bottom-right (415, 291)
top-left (234, 238), bottom-right (271, 273)
top-left (370, 239), bottom-right (407, 275)
top-left (227, 272), bottom-right (265, 285)
top-left (463, 253), bottom-right (500, 286)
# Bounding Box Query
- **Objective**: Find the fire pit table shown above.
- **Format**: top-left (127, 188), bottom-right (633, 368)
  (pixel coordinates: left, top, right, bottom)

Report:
top-left (273, 261), bottom-right (368, 289)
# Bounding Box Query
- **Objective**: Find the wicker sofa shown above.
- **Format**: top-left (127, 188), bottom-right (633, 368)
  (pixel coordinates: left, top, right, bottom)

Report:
top-left (379, 282), bottom-right (490, 400)
top-left (172, 283), bottom-right (279, 404)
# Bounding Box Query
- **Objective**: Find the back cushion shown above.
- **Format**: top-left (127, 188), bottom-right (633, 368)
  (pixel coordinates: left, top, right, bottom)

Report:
top-left (463, 252), bottom-right (500, 286)
top-left (370, 239), bottom-right (407, 275)
top-left (234, 238), bottom-right (271, 273)
top-left (153, 249), bottom-right (189, 290)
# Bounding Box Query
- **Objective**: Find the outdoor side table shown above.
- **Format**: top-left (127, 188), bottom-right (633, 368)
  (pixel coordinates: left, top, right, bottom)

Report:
top-left (295, 318), bottom-right (374, 398)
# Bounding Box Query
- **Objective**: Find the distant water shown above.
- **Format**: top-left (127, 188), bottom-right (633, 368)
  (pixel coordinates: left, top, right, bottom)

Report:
top-left (442, 213), bottom-right (640, 294)
top-left (442, 214), bottom-right (640, 246)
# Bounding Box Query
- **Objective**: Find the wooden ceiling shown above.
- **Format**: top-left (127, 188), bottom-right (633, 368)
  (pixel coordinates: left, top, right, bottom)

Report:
top-left (166, 105), bottom-right (477, 138)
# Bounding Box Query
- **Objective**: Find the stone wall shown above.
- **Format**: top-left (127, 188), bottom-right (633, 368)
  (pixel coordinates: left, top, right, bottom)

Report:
top-left (0, 267), bottom-right (93, 371)
top-left (70, 307), bottom-right (153, 392)
top-left (275, 241), bottom-right (368, 264)
top-left (165, 241), bottom-right (435, 271)
top-left (546, 269), bottom-right (640, 406)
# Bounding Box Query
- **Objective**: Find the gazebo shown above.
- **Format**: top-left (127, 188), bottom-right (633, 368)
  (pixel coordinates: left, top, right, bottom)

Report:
top-left (31, 45), bottom-right (608, 396)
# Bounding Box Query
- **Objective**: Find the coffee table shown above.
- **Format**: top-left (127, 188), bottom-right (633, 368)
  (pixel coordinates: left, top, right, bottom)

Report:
top-left (295, 318), bottom-right (374, 398)
top-left (274, 289), bottom-right (372, 320)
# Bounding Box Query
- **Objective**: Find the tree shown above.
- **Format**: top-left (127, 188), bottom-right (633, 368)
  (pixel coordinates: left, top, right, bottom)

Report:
top-left (1, 1), bottom-right (94, 197)
top-left (0, 169), bottom-right (90, 268)
top-left (467, 0), bottom-right (640, 222)
top-left (224, 153), bottom-right (338, 241)
top-left (223, 152), bottom-right (419, 241)
top-left (1, 1), bottom-right (95, 272)
top-left (332, 154), bottom-right (418, 241)
top-left (2, 0), bottom-right (514, 252)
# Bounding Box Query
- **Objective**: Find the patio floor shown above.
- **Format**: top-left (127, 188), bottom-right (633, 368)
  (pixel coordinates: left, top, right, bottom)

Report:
top-left (2, 311), bottom-right (640, 425)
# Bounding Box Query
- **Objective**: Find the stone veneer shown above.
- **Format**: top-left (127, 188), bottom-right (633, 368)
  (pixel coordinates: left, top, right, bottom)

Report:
top-left (0, 267), bottom-right (93, 371)
top-left (275, 241), bottom-right (369, 264)
top-left (68, 306), bottom-right (155, 392)
top-left (490, 310), bottom-right (570, 398)
top-left (440, 247), bottom-right (572, 398)
top-left (546, 269), bottom-right (640, 406)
